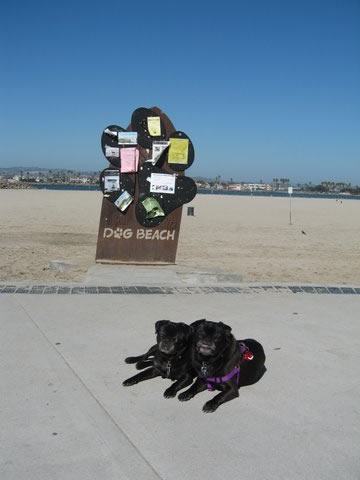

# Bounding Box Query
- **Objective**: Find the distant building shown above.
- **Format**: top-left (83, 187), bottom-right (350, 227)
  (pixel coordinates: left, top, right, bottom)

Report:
top-left (272, 178), bottom-right (290, 191)
top-left (247, 183), bottom-right (272, 191)
top-left (228, 183), bottom-right (272, 191)
top-left (196, 181), bottom-right (211, 189)
top-left (228, 183), bottom-right (243, 191)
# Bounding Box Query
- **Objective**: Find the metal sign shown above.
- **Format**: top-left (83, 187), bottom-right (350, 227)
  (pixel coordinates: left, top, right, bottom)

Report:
top-left (95, 107), bottom-right (196, 265)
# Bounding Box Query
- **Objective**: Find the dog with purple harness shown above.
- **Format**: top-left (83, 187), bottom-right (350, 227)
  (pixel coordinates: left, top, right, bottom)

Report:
top-left (178, 319), bottom-right (266, 413)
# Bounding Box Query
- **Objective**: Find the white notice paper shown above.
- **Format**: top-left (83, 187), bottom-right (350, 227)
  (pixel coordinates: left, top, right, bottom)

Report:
top-left (104, 128), bottom-right (118, 138)
top-left (150, 173), bottom-right (176, 194)
top-left (149, 141), bottom-right (170, 165)
top-left (104, 170), bottom-right (120, 193)
top-left (105, 146), bottom-right (120, 158)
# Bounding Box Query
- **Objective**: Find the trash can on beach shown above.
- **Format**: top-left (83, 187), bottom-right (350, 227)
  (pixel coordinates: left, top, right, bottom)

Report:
top-left (187, 207), bottom-right (194, 216)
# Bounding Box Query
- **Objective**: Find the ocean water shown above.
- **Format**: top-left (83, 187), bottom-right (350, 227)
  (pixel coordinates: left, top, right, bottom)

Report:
top-left (31, 184), bottom-right (360, 201)
top-left (32, 184), bottom-right (99, 191)
top-left (197, 189), bottom-right (360, 200)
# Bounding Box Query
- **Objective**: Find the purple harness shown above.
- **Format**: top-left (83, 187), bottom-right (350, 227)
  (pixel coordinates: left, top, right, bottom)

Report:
top-left (204, 342), bottom-right (250, 391)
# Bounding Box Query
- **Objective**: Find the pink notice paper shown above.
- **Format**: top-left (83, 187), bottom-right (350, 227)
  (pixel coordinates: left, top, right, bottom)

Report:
top-left (120, 147), bottom-right (139, 173)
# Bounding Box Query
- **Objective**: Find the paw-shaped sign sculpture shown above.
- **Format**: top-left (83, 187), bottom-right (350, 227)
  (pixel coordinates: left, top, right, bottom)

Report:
top-left (100, 107), bottom-right (197, 227)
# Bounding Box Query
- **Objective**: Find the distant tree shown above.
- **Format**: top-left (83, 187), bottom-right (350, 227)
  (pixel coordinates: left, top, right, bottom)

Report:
top-left (313, 184), bottom-right (329, 193)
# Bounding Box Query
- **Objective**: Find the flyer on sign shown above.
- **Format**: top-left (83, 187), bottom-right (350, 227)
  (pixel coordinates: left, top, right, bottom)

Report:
top-left (147, 116), bottom-right (161, 136)
top-left (120, 147), bottom-right (139, 173)
top-left (105, 146), bottom-right (120, 158)
top-left (104, 128), bottom-right (118, 138)
top-left (150, 173), bottom-right (176, 194)
top-left (168, 138), bottom-right (189, 164)
top-left (149, 141), bottom-right (170, 164)
top-left (118, 131), bottom-right (138, 145)
top-left (142, 197), bottom-right (165, 218)
top-left (104, 170), bottom-right (120, 193)
top-left (114, 190), bottom-right (133, 211)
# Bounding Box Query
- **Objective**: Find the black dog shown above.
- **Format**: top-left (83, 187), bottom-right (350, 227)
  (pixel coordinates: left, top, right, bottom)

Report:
top-left (178, 319), bottom-right (266, 412)
top-left (123, 320), bottom-right (196, 398)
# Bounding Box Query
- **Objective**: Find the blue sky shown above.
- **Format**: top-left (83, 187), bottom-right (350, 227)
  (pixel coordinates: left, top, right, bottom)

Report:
top-left (1, 0), bottom-right (359, 184)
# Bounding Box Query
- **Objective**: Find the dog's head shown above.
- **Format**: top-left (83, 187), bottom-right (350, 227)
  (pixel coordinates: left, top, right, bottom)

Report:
top-left (191, 319), bottom-right (232, 357)
top-left (155, 320), bottom-right (191, 355)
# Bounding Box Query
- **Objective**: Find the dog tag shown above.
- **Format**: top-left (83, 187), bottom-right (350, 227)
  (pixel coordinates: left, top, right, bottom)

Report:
top-left (200, 362), bottom-right (208, 378)
top-left (166, 361), bottom-right (172, 378)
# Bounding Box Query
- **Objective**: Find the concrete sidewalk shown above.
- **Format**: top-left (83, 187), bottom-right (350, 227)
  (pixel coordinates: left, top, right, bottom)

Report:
top-left (1, 288), bottom-right (359, 480)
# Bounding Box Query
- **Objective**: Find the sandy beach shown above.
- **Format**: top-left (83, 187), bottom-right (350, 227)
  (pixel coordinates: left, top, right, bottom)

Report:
top-left (0, 189), bottom-right (359, 284)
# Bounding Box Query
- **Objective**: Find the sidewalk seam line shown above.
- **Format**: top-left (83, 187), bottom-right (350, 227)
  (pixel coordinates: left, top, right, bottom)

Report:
top-left (17, 301), bottom-right (164, 480)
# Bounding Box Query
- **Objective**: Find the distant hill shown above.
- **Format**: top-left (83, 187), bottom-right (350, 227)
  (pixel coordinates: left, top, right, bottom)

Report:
top-left (0, 166), bottom-right (50, 175)
top-left (0, 167), bottom-right (100, 175)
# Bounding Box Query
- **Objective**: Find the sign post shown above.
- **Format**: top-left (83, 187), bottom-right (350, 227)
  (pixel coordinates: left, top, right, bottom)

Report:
top-left (288, 186), bottom-right (293, 225)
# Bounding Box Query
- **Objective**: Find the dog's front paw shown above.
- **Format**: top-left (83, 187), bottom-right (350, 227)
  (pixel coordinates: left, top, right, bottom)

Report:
top-left (122, 378), bottom-right (137, 387)
top-left (163, 387), bottom-right (177, 399)
top-left (124, 356), bottom-right (138, 364)
top-left (202, 400), bottom-right (218, 413)
top-left (178, 391), bottom-right (194, 402)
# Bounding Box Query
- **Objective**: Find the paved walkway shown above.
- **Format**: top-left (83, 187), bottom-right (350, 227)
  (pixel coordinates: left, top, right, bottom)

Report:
top-left (1, 285), bottom-right (359, 480)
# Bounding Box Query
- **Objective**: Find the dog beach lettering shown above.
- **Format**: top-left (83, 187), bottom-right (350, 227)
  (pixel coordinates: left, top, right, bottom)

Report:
top-left (103, 227), bottom-right (175, 241)
top-left (103, 227), bottom-right (133, 239)
top-left (136, 229), bottom-right (175, 240)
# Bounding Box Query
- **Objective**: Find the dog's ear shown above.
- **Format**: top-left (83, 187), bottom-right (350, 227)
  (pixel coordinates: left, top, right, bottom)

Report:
top-left (219, 321), bottom-right (232, 335)
top-left (155, 320), bottom-right (170, 333)
top-left (190, 318), bottom-right (206, 333)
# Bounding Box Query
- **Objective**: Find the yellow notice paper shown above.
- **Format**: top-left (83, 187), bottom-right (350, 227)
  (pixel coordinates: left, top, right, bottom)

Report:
top-left (168, 138), bottom-right (189, 164)
top-left (147, 116), bottom-right (161, 136)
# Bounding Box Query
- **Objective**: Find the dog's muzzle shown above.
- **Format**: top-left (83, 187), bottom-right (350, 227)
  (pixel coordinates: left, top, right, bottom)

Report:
top-left (196, 341), bottom-right (215, 355)
top-left (159, 341), bottom-right (176, 354)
